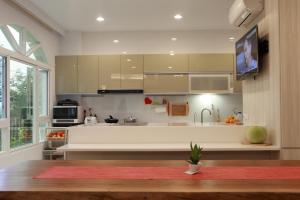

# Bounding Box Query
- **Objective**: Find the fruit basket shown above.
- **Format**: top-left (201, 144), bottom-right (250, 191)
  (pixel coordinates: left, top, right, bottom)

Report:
top-left (45, 128), bottom-right (68, 150)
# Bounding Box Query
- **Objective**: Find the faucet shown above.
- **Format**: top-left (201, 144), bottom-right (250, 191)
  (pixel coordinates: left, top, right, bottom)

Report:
top-left (201, 108), bottom-right (212, 123)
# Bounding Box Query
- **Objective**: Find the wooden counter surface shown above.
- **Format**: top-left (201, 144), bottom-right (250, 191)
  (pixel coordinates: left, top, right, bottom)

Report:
top-left (1, 160), bottom-right (300, 200)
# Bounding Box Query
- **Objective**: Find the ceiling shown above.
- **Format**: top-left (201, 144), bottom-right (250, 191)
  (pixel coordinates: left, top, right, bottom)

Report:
top-left (28, 0), bottom-right (235, 32)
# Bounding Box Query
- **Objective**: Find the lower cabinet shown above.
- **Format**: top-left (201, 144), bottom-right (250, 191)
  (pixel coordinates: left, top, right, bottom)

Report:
top-left (144, 74), bottom-right (189, 94)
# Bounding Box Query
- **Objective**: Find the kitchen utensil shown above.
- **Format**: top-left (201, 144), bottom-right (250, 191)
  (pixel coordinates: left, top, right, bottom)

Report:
top-left (105, 115), bottom-right (119, 123)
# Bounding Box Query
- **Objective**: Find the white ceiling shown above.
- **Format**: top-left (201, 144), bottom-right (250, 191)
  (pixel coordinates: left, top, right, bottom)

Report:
top-left (28, 0), bottom-right (235, 32)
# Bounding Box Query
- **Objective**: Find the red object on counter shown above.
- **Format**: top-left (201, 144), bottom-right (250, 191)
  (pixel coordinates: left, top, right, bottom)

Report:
top-left (144, 97), bottom-right (152, 105)
top-left (34, 166), bottom-right (300, 180)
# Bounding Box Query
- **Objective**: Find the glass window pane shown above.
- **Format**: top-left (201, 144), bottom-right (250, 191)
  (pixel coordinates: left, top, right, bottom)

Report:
top-left (39, 122), bottom-right (48, 142)
top-left (25, 30), bottom-right (40, 53)
top-left (0, 129), bottom-right (2, 151)
top-left (38, 69), bottom-right (48, 116)
top-left (29, 47), bottom-right (48, 64)
top-left (0, 29), bottom-right (14, 51)
top-left (0, 56), bottom-right (6, 118)
top-left (10, 60), bottom-right (34, 148)
top-left (7, 25), bottom-right (21, 46)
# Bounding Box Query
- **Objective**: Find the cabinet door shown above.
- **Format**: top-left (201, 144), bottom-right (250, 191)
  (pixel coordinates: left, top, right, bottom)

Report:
top-left (121, 55), bottom-right (144, 89)
top-left (78, 55), bottom-right (99, 93)
top-left (144, 54), bottom-right (188, 73)
top-left (100, 55), bottom-right (121, 89)
top-left (55, 56), bottom-right (77, 94)
top-left (189, 54), bottom-right (234, 73)
top-left (144, 74), bottom-right (189, 94)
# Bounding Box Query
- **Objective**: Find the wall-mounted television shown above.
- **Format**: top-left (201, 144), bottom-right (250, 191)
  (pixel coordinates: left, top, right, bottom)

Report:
top-left (235, 26), bottom-right (259, 80)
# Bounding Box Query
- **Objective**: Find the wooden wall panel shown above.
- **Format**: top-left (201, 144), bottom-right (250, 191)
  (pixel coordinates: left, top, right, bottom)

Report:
top-left (242, 0), bottom-right (281, 146)
top-left (279, 0), bottom-right (300, 148)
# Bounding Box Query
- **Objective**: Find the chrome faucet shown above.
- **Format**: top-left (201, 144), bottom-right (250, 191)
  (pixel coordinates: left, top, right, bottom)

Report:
top-left (201, 108), bottom-right (212, 123)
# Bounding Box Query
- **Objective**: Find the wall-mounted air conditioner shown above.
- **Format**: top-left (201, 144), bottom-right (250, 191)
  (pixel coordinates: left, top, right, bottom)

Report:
top-left (229, 0), bottom-right (264, 27)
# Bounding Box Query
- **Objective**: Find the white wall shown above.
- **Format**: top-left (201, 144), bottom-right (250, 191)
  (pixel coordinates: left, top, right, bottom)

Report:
top-left (58, 94), bottom-right (243, 123)
top-left (59, 30), bottom-right (242, 55)
top-left (0, 0), bottom-right (60, 168)
top-left (242, 0), bottom-right (280, 146)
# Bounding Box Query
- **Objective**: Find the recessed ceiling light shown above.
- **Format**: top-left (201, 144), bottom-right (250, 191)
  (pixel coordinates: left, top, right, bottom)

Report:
top-left (113, 39), bottom-right (120, 43)
top-left (171, 37), bottom-right (177, 41)
top-left (229, 37), bottom-right (235, 41)
top-left (96, 16), bottom-right (105, 22)
top-left (174, 14), bottom-right (183, 20)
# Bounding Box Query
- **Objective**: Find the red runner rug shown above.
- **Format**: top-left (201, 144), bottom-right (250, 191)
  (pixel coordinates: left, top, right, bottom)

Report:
top-left (34, 166), bottom-right (300, 180)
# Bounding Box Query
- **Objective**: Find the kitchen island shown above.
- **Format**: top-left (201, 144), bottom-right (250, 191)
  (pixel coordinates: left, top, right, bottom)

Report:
top-left (58, 123), bottom-right (280, 160)
top-left (1, 160), bottom-right (300, 200)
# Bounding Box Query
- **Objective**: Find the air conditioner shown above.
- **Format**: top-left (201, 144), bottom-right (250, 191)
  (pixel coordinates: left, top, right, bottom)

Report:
top-left (229, 0), bottom-right (264, 27)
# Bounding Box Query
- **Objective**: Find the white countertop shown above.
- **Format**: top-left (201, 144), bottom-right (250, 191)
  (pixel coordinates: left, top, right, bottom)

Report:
top-left (57, 143), bottom-right (280, 152)
top-left (76, 122), bottom-right (249, 127)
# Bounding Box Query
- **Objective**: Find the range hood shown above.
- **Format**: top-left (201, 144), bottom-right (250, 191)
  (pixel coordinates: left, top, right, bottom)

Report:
top-left (97, 89), bottom-right (144, 94)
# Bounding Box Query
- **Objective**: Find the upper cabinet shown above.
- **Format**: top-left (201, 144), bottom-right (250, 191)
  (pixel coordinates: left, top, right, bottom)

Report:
top-left (189, 54), bottom-right (234, 73)
top-left (55, 56), bottom-right (78, 94)
top-left (100, 55), bottom-right (121, 90)
top-left (77, 55), bottom-right (99, 93)
top-left (121, 55), bottom-right (144, 89)
top-left (144, 74), bottom-right (189, 94)
top-left (144, 54), bottom-right (189, 73)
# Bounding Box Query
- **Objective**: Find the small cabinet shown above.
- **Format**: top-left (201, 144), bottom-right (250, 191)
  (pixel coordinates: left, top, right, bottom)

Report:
top-left (189, 54), bottom-right (234, 73)
top-left (55, 56), bottom-right (78, 94)
top-left (144, 54), bottom-right (188, 73)
top-left (99, 55), bottom-right (121, 90)
top-left (144, 74), bottom-right (189, 94)
top-left (77, 55), bottom-right (99, 93)
top-left (121, 55), bottom-right (144, 89)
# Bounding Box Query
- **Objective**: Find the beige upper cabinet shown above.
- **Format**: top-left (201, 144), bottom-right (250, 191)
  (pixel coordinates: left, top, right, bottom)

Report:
top-left (144, 74), bottom-right (189, 94)
top-left (100, 55), bottom-right (121, 90)
top-left (121, 55), bottom-right (144, 89)
top-left (144, 54), bottom-right (189, 73)
top-left (77, 55), bottom-right (99, 93)
top-left (189, 54), bottom-right (234, 73)
top-left (55, 56), bottom-right (78, 94)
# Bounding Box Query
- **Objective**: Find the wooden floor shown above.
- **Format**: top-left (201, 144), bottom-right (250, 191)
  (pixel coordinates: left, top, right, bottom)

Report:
top-left (1, 160), bottom-right (300, 200)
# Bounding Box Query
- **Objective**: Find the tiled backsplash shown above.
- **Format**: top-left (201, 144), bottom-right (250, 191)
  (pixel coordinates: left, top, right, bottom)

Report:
top-left (57, 94), bottom-right (242, 123)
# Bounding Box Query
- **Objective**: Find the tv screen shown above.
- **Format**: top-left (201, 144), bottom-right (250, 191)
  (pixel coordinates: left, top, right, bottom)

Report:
top-left (236, 26), bottom-right (259, 80)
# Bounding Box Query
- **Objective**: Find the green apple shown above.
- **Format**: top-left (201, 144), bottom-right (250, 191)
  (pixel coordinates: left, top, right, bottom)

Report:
top-left (247, 126), bottom-right (267, 144)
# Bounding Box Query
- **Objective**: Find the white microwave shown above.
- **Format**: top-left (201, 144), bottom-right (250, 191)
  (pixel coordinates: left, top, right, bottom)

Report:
top-left (52, 106), bottom-right (83, 124)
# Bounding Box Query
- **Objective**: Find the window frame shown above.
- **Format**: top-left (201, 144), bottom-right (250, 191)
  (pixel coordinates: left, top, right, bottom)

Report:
top-left (0, 41), bottom-right (51, 153)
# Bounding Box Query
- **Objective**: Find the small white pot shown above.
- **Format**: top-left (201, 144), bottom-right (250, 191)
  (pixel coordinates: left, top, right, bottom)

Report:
top-left (188, 162), bottom-right (201, 172)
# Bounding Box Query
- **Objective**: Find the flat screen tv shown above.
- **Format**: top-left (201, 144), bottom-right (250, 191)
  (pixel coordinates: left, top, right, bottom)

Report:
top-left (235, 26), bottom-right (259, 80)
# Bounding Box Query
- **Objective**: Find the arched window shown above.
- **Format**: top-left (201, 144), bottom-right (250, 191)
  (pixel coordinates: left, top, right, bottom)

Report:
top-left (0, 24), bottom-right (48, 64)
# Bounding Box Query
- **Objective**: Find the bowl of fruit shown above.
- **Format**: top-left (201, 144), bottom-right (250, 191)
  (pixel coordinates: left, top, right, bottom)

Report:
top-left (225, 115), bottom-right (241, 125)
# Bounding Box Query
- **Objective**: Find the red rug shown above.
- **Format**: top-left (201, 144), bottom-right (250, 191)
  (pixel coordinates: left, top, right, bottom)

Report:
top-left (34, 166), bottom-right (300, 180)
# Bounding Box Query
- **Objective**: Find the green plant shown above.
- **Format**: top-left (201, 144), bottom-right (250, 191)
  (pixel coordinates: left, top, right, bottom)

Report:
top-left (187, 142), bottom-right (203, 165)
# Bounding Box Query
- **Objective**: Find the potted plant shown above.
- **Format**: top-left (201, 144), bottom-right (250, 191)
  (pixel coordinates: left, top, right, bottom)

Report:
top-left (187, 142), bottom-right (203, 173)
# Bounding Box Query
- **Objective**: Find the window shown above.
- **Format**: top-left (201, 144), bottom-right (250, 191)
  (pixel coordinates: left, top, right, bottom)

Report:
top-left (10, 60), bottom-right (34, 148)
top-left (0, 56), bottom-right (6, 118)
top-left (38, 69), bottom-right (49, 116)
top-left (0, 24), bottom-right (48, 64)
top-left (39, 122), bottom-right (48, 142)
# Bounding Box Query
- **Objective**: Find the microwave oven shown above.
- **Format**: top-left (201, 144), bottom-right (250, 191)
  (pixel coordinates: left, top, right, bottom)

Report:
top-left (53, 106), bottom-right (84, 124)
